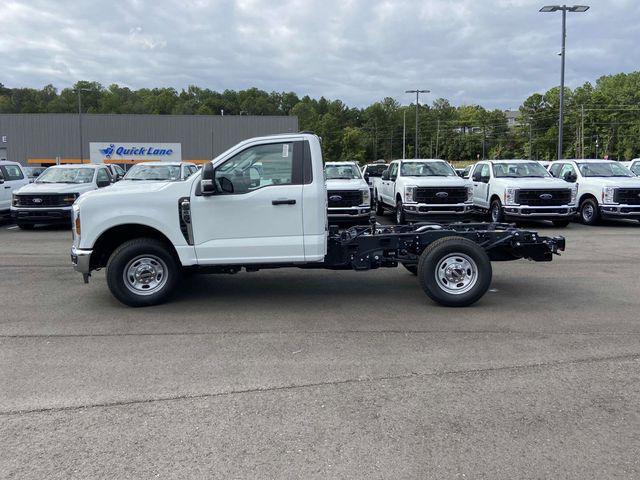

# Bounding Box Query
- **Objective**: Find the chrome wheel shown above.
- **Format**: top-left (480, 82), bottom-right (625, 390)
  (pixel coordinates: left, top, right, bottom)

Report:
top-left (434, 253), bottom-right (478, 295)
top-left (582, 203), bottom-right (594, 221)
top-left (491, 204), bottom-right (500, 222)
top-left (123, 255), bottom-right (168, 296)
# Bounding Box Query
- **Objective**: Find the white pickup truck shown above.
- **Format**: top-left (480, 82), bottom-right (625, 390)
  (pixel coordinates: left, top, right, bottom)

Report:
top-left (372, 159), bottom-right (474, 224)
top-left (12, 164), bottom-right (113, 229)
top-left (470, 160), bottom-right (577, 227)
top-left (548, 159), bottom-right (640, 224)
top-left (70, 133), bottom-right (565, 308)
top-left (620, 159), bottom-right (640, 176)
top-left (324, 161), bottom-right (371, 224)
top-left (0, 161), bottom-right (29, 219)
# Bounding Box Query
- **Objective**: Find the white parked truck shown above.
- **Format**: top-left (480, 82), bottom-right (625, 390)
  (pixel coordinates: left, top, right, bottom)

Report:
top-left (324, 161), bottom-right (371, 224)
top-left (11, 164), bottom-right (113, 229)
top-left (548, 159), bottom-right (640, 224)
top-left (0, 161), bottom-right (29, 219)
top-left (470, 160), bottom-right (577, 227)
top-left (70, 133), bottom-right (565, 308)
top-left (620, 159), bottom-right (640, 176)
top-left (372, 159), bottom-right (474, 224)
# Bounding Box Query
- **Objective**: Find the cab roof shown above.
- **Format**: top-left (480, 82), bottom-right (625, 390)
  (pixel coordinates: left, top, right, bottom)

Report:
top-left (130, 161), bottom-right (194, 167)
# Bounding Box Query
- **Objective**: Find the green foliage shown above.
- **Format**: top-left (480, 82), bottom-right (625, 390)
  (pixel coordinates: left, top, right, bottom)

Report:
top-left (1, 71), bottom-right (640, 162)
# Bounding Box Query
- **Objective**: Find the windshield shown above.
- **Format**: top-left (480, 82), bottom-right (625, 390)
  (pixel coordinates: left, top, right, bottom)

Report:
top-left (325, 164), bottom-right (362, 180)
top-left (364, 164), bottom-right (387, 177)
top-left (124, 164), bottom-right (182, 181)
top-left (493, 162), bottom-right (550, 178)
top-left (631, 162), bottom-right (640, 176)
top-left (401, 161), bottom-right (456, 177)
top-left (36, 167), bottom-right (95, 184)
top-left (577, 162), bottom-right (634, 178)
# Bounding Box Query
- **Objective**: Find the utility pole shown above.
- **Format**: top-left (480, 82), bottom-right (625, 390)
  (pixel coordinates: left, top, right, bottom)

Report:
top-left (482, 126), bottom-right (486, 160)
top-left (402, 109), bottom-right (406, 159)
top-left (539, 5), bottom-right (590, 160)
top-left (405, 89), bottom-right (430, 159)
top-left (435, 119), bottom-right (440, 158)
top-left (581, 104), bottom-right (585, 158)
top-left (75, 87), bottom-right (91, 163)
top-left (529, 121), bottom-right (533, 159)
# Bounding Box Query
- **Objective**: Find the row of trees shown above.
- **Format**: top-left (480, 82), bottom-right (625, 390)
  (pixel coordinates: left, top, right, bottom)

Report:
top-left (1, 71), bottom-right (639, 162)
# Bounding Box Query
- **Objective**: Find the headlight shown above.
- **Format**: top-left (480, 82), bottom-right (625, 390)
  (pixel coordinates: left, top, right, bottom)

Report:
top-left (603, 186), bottom-right (616, 204)
top-left (505, 188), bottom-right (518, 205)
top-left (72, 205), bottom-right (81, 239)
top-left (361, 189), bottom-right (370, 205)
top-left (466, 185), bottom-right (474, 202)
top-left (404, 186), bottom-right (417, 203)
top-left (570, 185), bottom-right (577, 204)
top-left (12, 194), bottom-right (19, 207)
top-left (64, 193), bottom-right (80, 205)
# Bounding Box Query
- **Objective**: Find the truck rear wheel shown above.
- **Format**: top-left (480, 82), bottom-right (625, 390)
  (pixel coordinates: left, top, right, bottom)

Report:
top-left (106, 238), bottom-right (180, 307)
top-left (418, 236), bottom-right (492, 307)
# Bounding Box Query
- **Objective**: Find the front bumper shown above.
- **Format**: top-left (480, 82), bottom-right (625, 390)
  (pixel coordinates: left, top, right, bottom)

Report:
top-left (328, 206), bottom-right (371, 220)
top-left (403, 203), bottom-right (474, 220)
top-left (71, 245), bottom-right (92, 278)
top-left (600, 205), bottom-right (640, 218)
top-left (11, 206), bottom-right (73, 225)
top-left (502, 205), bottom-right (577, 218)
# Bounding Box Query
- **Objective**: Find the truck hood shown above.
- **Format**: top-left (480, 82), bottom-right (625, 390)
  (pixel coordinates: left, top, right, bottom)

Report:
top-left (326, 178), bottom-right (368, 190)
top-left (493, 177), bottom-right (570, 189)
top-left (108, 180), bottom-right (175, 189)
top-left (15, 182), bottom-right (96, 195)
top-left (584, 177), bottom-right (640, 188)
top-left (402, 176), bottom-right (471, 187)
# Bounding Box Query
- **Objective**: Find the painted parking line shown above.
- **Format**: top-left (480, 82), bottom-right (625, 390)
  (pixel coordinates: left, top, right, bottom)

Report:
top-left (7, 225), bottom-right (18, 230)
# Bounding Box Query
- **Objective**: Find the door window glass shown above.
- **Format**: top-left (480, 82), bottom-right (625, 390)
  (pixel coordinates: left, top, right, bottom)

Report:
top-left (389, 163), bottom-right (398, 180)
top-left (215, 142), bottom-right (294, 194)
top-left (559, 164), bottom-right (576, 178)
top-left (1, 165), bottom-right (24, 181)
top-left (631, 163), bottom-right (640, 175)
top-left (97, 169), bottom-right (110, 184)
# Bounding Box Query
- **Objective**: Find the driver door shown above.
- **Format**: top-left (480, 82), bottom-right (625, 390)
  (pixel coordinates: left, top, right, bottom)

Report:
top-left (472, 163), bottom-right (491, 209)
top-left (190, 140), bottom-right (305, 264)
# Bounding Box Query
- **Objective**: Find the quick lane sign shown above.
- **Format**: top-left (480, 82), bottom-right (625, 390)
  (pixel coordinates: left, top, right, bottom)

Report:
top-left (89, 142), bottom-right (182, 164)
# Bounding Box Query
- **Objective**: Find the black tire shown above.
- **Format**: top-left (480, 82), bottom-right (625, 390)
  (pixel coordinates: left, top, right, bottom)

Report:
top-left (17, 223), bottom-right (34, 230)
top-left (402, 264), bottom-right (418, 275)
top-left (395, 199), bottom-right (406, 224)
top-left (106, 237), bottom-right (181, 307)
top-left (490, 198), bottom-right (505, 223)
top-left (552, 219), bottom-right (571, 227)
top-left (580, 197), bottom-right (600, 225)
top-left (375, 193), bottom-right (384, 215)
top-left (418, 236), bottom-right (492, 307)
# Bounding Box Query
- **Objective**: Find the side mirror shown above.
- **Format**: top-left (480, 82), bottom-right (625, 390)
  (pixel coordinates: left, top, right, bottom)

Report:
top-left (563, 172), bottom-right (577, 183)
top-left (381, 170), bottom-right (390, 180)
top-left (480, 175), bottom-right (490, 183)
top-left (201, 162), bottom-right (217, 194)
top-left (97, 179), bottom-right (111, 188)
top-left (364, 173), bottom-right (370, 182)
top-left (0, 174), bottom-right (4, 184)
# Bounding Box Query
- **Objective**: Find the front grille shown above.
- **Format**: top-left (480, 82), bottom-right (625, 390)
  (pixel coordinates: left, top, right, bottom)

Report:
top-left (14, 194), bottom-right (71, 207)
top-left (614, 188), bottom-right (640, 205)
top-left (415, 187), bottom-right (468, 204)
top-left (327, 190), bottom-right (362, 207)
top-left (516, 189), bottom-right (571, 206)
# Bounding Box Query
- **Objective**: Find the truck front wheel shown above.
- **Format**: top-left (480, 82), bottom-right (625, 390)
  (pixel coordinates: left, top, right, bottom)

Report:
top-left (375, 193), bottom-right (384, 215)
top-left (106, 238), bottom-right (181, 307)
top-left (396, 199), bottom-right (406, 224)
top-left (580, 198), bottom-right (600, 225)
top-left (418, 237), bottom-right (492, 307)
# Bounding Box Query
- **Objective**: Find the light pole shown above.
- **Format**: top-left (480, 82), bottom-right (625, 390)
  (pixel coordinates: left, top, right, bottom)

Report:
top-left (405, 89), bottom-right (429, 158)
top-left (75, 87), bottom-right (91, 163)
top-left (539, 5), bottom-right (589, 160)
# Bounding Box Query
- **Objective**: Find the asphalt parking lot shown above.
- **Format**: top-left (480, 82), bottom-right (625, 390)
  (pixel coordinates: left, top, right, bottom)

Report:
top-left (1, 219), bottom-right (639, 479)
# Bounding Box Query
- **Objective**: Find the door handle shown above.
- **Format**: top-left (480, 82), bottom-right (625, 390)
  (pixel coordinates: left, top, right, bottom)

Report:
top-left (4, 186), bottom-right (10, 189)
top-left (272, 199), bottom-right (296, 205)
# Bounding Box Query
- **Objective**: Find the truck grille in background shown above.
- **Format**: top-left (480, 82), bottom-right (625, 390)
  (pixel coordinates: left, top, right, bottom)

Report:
top-left (614, 188), bottom-right (640, 205)
top-left (14, 194), bottom-right (68, 207)
top-left (516, 189), bottom-right (571, 206)
top-left (415, 187), bottom-right (468, 204)
top-left (327, 190), bottom-right (363, 207)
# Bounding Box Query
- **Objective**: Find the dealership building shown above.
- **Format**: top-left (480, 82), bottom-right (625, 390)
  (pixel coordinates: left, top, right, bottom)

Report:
top-left (0, 114), bottom-right (299, 165)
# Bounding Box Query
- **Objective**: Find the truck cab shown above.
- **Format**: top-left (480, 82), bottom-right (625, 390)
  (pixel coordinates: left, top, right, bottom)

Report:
top-left (471, 160), bottom-right (577, 226)
top-left (70, 133), bottom-right (565, 309)
top-left (373, 159), bottom-right (473, 224)
top-left (11, 164), bottom-right (113, 229)
top-left (0, 161), bottom-right (29, 219)
top-left (549, 159), bottom-right (640, 224)
top-left (620, 159), bottom-right (640, 176)
top-left (361, 161), bottom-right (388, 199)
top-left (324, 161), bottom-right (371, 224)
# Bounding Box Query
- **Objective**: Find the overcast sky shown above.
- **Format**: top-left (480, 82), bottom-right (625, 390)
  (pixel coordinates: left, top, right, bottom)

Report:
top-left (2, 0), bottom-right (639, 109)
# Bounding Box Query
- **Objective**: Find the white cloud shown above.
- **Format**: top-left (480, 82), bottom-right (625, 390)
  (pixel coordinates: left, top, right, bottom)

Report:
top-left (0, 0), bottom-right (638, 108)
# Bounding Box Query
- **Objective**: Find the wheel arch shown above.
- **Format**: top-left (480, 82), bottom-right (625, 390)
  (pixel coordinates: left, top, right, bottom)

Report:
top-left (578, 192), bottom-right (598, 205)
top-left (90, 223), bottom-right (180, 270)
top-left (489, 194), bottom-right (502, 204)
